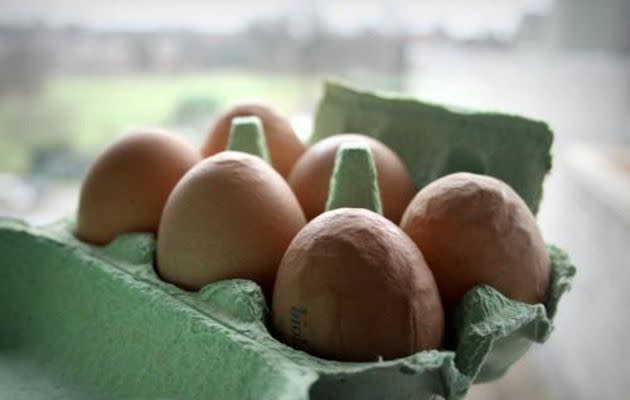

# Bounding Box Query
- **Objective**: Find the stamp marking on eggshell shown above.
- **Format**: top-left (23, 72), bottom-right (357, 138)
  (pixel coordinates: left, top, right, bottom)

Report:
top-left (290, 305), bottom-right (308, 347)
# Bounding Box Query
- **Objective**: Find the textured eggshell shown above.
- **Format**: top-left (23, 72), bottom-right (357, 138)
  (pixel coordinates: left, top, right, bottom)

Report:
top-left (272, 208), bottom-right (444, 362)
top-left (400, 172), bottom-right (551, 310)
top-left (76, 131), bottom-right (200, 245)
top-left (201, 103), bottom-right (305, 177)
top-left (156, 151), bottom-right (306, 295)
top-left (288, 134), bottom-right (415, 223)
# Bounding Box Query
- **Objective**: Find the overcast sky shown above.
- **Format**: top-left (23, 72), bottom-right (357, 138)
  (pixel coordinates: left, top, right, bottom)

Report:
top-left (0, 0), bottom-right (552, 38)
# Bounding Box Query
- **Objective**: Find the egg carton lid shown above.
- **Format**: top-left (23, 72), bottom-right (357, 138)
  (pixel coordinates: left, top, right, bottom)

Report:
top-left (312, 80), bottom-right (553, 214)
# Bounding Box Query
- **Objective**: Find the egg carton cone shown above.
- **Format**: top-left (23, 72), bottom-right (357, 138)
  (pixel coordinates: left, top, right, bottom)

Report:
top-left (0, 80), bottom-right (575, 400)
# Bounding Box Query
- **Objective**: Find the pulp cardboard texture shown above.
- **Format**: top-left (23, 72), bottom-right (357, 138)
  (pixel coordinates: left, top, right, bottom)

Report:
top-left (0, 81), bottom-right (575, 400)
top-left (312, 81), bottom-right (553, 214)
top-left (325, 142), bottom-right (383, 214)
top-left (227, 116), bottom-right (271, 163)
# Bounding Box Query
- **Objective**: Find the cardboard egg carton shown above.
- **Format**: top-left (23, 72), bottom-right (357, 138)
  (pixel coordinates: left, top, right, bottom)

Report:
top-left (0, 81), bottom-right (575, 399)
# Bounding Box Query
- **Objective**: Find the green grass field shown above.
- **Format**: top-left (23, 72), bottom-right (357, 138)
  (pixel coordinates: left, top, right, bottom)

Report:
top-left (0, 72), bottom-right (310, 174)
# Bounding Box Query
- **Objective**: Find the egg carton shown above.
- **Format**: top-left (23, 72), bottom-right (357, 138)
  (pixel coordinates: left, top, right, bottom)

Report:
top-left (0, 81), bottom-right (575, 400)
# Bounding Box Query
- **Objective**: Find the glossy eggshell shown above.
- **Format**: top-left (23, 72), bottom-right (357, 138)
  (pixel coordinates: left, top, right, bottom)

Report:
top-left (156, 151), bottom-right (306, 295)
top-left (201, 103), bottom-right (305, 177)
top-left (272, 208), bottom-right (444, 362)
top-left (288, 134), bottom-right (415, 223)
top-left (400, 172), bottom-right (551, 310)
top-left (76, 131), bottom-right (200, 245)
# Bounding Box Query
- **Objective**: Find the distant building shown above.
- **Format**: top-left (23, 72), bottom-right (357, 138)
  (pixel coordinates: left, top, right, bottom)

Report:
top-left (515, 13), bottom-right (548, 47)
top-left (548, 0), bottom-right (630, 53)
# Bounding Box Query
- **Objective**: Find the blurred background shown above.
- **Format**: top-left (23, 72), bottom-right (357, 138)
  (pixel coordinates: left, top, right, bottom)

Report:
top-left (0, 0), bottom-right (628, 399)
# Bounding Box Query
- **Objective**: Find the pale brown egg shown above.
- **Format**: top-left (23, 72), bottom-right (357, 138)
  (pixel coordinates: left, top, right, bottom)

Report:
top-left (156, 151), bottom-right (306, 295)
top-left (272, 208), bottom-right (444, 362)
top-left (76, 131), bottom-right (200, 245)
top-left (201, 103), bottom-right (305, 178)
top-left (288, 134), bottom-right (415, 223)
top-left (400, 172), bottom-right (551, 310)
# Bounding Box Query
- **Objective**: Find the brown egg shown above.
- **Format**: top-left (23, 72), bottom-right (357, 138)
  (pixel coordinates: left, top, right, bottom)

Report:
top-left (76, 131), bottom-right (200, 245)
top-left (201, 103), bottom-right (305, 177)
top-left (400, 172), bottom-right (550, 310)
top-left (272, 208), bottom-right (444, 362)
top-left (156, 151), bottom-right (306, 295)
top-left (288, 134), bottom-right (415, 223)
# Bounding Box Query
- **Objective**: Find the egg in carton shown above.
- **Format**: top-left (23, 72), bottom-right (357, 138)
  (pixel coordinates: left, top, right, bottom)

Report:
top-left (0, 81), bottom-right (575, 400)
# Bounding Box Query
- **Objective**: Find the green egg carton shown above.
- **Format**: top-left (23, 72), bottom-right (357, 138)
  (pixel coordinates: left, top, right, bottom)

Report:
top-left (0, 81), bottom-right (575, 400)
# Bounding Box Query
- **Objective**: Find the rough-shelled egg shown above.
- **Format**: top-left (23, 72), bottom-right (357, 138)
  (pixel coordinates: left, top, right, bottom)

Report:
top-left (201, 103), bottom-right (305, 178)
top-left (400, 172), bottom-right (551, 310)
top-left (288, 134), bottom-right (415, 223)
top-left (274, 142), bottom-right (442, 361)
top-left (156, 152), bottom-right (306, 295)
top-left (272, 208), bottom-right (444, 361)
top-left (76, 131), bottom-right (200, 245)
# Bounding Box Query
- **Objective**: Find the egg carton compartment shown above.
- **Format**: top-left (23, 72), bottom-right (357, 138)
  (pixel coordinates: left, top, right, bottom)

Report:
top-left (0, 216), bottom-right (573, 400)
top-left (0, 81), bottom-right (575, 399)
